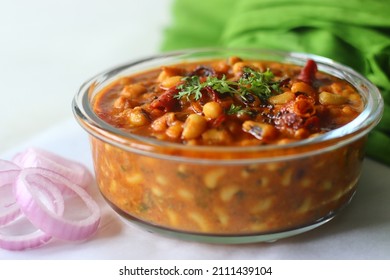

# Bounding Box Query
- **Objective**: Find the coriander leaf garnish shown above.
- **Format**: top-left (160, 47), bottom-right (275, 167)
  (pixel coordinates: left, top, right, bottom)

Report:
top-left (175, 75), bottom-right (236, 101)
top-left (175, 66), bottom-right (282, 101)
top-left (226, 104), bottom-right (254, 116)
top-left (238, 67), bottom-right (281, 100)
top-left (226, 104), bottom-right (244, 115)
top-left (206, 75), bottom-right (236, 94)
top-left (176, 76), bottom-right (203, 100)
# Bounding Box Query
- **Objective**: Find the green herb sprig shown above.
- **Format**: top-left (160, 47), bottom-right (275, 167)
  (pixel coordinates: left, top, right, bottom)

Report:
top-left (238, 68), bottom-right (281, 100)
top-left (175, 67), bottom-right (282, 101)
top-left (176, 75), bottom-right (235, 101)
top-left (226, 104), bottom-right (253, 116)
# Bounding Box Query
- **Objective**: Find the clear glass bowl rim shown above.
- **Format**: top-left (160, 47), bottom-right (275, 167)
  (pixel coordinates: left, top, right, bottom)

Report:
top-left (72, 48), bottom-right (384, 164)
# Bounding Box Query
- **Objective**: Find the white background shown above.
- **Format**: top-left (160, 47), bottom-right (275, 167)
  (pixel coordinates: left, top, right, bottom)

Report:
top-left (0, 0), bottom-right (172, 153)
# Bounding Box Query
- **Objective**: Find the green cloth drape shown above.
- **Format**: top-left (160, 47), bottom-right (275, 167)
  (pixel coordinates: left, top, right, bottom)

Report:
top-left (161, 0), bottom-right (390, 165)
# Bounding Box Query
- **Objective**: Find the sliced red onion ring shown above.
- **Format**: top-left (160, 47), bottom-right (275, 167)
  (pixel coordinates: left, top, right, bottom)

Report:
top-left (1, 149), bottom-right (100, 251)
top-left (15, 168), bottom-right (100, 241)
top-left (0, 160), bottom-right (22, 226)
top-left (13, 148), bottom-right (93, 189)
top-left (0, 171), bottom-right (65, 251)
top-left (0, 159), bottom-right (21, 172)
top-left (0, 225), bottom-right (53, 251)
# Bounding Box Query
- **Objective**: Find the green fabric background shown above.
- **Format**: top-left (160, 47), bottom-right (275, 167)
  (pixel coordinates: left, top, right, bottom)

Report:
top-left (161, 0), bottom-right (390, 165)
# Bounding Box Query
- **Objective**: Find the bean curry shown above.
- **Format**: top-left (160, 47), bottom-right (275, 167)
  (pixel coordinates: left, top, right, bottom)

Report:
top-left (91, 57), bottom-right (365, 234)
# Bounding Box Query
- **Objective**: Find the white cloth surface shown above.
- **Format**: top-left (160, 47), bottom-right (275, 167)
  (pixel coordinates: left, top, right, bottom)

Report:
top-left (1, 119), bottom-right (390, 260)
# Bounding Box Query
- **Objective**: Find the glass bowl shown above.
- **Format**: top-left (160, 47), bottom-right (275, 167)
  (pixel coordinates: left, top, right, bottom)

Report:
top-left (72, 48), bottom-right (383, 243)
